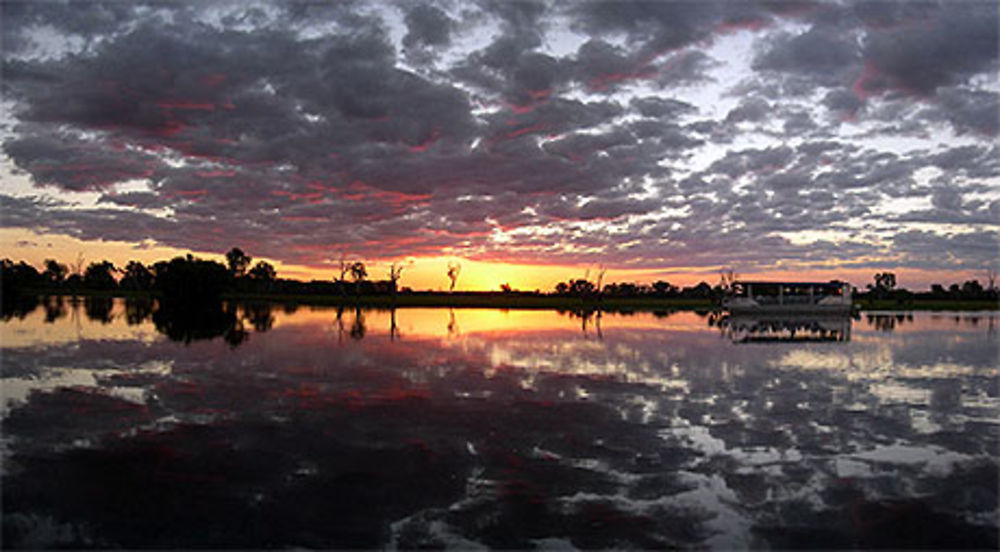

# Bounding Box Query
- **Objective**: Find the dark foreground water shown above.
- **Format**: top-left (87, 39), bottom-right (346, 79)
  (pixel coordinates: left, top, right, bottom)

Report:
top-left (2, 298), bottom-right (998, 549)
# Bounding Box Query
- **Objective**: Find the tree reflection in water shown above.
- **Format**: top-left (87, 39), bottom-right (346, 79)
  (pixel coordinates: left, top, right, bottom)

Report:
top-left (83, 297), bottom-right (114, 324)
top-left (42, 296), bottom-right (66, 323)
top-left (867, 313), bottom-right (914, 332)
top-left (1, 303), bottom-right (997, 549)
top-left (1, 294), bottom-right (39, 321)
top-left (152, 301), bottom-right (238, 344)
top-left (124, 297), bottom-right (154, 326)
top-left (559, 308), bottom-right (604, 338)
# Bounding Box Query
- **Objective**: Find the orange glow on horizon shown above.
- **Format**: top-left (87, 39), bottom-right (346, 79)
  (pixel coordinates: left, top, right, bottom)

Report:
top-left (0, 228), bottom-right (986, 293)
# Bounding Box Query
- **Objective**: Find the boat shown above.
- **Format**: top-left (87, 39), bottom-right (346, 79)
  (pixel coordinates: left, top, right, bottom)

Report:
top-left (721, 280), bottom-right (853, 314)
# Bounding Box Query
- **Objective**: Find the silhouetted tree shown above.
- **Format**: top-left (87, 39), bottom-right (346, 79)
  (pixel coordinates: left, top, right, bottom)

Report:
top-left (42, 259), bottom-right (68, 286)
top-left (620, 282), bottom-right (641, 296)
top-left (388, 262), bottom-right (405, 299)
top-left (348, 261), bottom-right (367, 298)
top-left (335, 254), bottom-right (351, 297)
top-left (555, 282), bottom-right (570, 295)
top-left (226, 247), bottom-right (252, 277)
top-left (349, 261), bottom-right (367, 282)
top-left (64, 273), bottom-right (83, 290)
top-left (248, 260), bottom-right (277, 286)
top-left (1, 259), bottom-right (42, 298)
top-left (500, 283), bottom-right (512, 293)
top-left (447, 261), bottom-right (461, 292)
top-left (684, 282), bottom-right (713, 299)
top-left (569, 278), bottom-right (596, 297)
top-left (153, 256), bottom-right (231, 304)
top-left (961, 280), bottom-right (984, 298)
top-left (652, 280), bottom-right (675, 296)
top-left (119, 261), bottom-right (154, 291)
top-left (83, 261), bottom-right (117, 290)
top-left (872, 272), bottom-right (896, 297)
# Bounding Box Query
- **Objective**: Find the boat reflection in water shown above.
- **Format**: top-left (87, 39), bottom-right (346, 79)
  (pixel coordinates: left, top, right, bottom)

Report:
top-left (714, 313), bottom-right (853, 342)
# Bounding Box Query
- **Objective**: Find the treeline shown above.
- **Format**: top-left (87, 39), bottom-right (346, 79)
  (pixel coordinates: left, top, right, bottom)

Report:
top-left (553, 278), bottom-right (720, 299)
top-left (854, 271), bottom-right (997, 302)
top-left (2, 254), bottom-right (251, 302)
top-left (2, 252), bottom-right (997, 304)
top-left (550, 272), bottom-right (998, 302)
top-left (0, 247), bottom-right (406, 303)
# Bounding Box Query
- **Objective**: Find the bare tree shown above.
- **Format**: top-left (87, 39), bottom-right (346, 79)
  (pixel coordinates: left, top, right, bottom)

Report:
top-left (336, 253), bottom-right (350, 296)
top-left (71, 252), bottom-right (86, 277)
top-left (987, 267), bottom-right (997, 292)
top-left (719, 267), bottom-right (738, 291)
top-left (447, 261), bottom-right (461, 292)
top-left (595, 265), bottom-right (607, 295)
top-left (388, 262), bottom-right (405, 300)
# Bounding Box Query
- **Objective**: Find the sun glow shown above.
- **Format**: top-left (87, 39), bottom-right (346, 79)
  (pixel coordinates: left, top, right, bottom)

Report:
top-left (1, 228), bottom-right (987, 293)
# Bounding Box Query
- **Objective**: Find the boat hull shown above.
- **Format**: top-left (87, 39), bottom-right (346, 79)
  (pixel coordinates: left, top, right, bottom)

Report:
top-left (724, 303), bottom-right (853, 315)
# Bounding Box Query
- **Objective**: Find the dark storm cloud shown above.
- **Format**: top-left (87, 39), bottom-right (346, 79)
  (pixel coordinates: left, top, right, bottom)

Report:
top-left (0, 194), bottom-right (64, 229)
top-left (3, 132), bottom-right (159, 191)
top-left (933, 87), bottom-right (1000, 137)
top-left (570, 1), bottom-right (725, 55)
top-left (891, 230), bottom-right (1000, 270)
top-left (630, 97), bottom-right (696, 119)
top-left (860, 3), bottom-right (998, 96)
top-left (0, 0), bottom-right (996, 275)
top-left (707, 146), bottom-right (795, 178)
top-left (822, 89), bottom-right (864, 117)
top-left (928, 145), bottom-right (1000, 179)
top-left (477, 0), bottom-right (547, 32)
top-left (725, 97), bottom-right (771, 123)
top-left (753, 26), bottom-right (859, 79)
top-left (402, 4), bottom-right (454, 49)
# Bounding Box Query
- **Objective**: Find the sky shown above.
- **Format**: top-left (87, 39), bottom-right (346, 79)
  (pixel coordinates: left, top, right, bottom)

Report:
top-left (1, 0), bottom-right (997, 291)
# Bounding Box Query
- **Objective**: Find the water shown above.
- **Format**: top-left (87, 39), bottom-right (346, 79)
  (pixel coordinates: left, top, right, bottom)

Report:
top-left (2, 298), bottom-right (998, 549)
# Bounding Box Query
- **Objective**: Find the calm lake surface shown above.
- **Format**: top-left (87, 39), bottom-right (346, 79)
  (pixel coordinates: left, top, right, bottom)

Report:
top-left (2, 298), bottom-right (998, 549)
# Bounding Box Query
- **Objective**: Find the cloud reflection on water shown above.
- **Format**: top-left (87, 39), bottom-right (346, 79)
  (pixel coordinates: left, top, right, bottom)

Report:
top-left (1, 301), bottom-right (997, 549)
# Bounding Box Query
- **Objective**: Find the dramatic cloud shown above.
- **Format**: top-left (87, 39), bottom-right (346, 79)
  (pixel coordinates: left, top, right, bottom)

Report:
top-left (1, 0), bottom-right (997, 278)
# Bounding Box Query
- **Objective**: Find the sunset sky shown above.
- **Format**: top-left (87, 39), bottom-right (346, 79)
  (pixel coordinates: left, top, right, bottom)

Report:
top-left (1, 1), bottom-right (997, 291)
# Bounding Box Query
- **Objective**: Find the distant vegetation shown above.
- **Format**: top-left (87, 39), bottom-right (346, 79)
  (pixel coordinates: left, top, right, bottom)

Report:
top-left (1, 250), bottom-right (997, 312)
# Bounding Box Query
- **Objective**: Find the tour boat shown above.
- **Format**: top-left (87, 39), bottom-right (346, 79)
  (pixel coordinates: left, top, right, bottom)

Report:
top-left (722, 281), bottom-right (853, 314)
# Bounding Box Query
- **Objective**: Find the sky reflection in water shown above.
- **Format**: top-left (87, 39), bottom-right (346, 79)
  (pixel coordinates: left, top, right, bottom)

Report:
top-left (2, 300), bottom-right (998, 549)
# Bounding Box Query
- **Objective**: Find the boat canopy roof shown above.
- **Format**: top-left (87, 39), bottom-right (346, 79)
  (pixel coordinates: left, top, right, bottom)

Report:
top-left (734, 280), bottom-right (847, 287)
